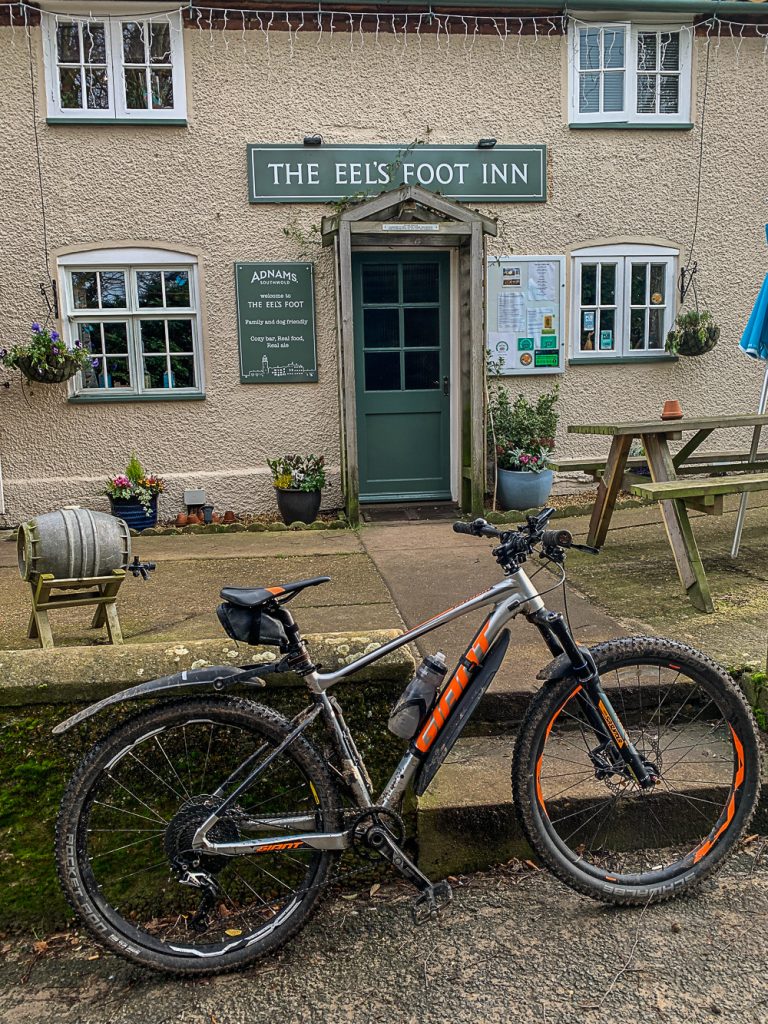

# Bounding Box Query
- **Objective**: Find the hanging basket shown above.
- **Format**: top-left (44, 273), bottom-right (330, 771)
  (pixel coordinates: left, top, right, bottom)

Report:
top-left (14, 354), bottom-right (84, 384)
top-left (665, 312), bottom-right (720, 358)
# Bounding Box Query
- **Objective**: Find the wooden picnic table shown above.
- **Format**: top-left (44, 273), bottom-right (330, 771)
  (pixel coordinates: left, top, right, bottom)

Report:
top-left (568, 414), bottom-right (768, 613)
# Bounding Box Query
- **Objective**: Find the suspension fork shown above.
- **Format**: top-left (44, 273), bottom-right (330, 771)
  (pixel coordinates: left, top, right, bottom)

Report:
top-left (533, 610), bottom-right (656, 789)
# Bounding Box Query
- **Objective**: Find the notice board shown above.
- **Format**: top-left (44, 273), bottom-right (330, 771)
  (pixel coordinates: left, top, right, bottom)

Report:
top-left (235, 262), bottom-right (318, 383)
top-left (486, 255), bottom-right (566, 375)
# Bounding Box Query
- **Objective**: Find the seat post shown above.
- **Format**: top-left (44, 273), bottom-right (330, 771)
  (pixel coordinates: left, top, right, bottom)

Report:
top-left (272, 603), bottom-right (315, 674)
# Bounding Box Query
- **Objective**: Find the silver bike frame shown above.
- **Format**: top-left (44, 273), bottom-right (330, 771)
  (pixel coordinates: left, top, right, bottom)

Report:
top-left (194, 567), bottom-right (547, 858)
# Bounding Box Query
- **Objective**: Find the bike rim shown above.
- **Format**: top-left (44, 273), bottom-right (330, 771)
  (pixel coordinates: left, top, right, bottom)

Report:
top-left (533, 659), bottom-right (747, 885)
top-left (75, 714), bottom-right (329, 958)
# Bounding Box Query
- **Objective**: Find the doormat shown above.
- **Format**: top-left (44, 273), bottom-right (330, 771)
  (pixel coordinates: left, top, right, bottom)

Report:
top-left (361, 503), bottom-right (460, 523)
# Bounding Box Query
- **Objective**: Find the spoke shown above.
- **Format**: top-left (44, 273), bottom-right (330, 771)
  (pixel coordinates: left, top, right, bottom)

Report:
top-left (254, 862), bottom-right (296, 893)
top-left (93, 800), bottom-right (168, 826)
top-left (562, 794), bottom-right (620, 847)
top-left (654, 683), bottom-right (702, 748)
top-left (127, 751), bottom-right (184, 801)
top-left (544, 775), bottom-right (601, 802)
top-left (154, 735), bottom-right (191, 800)
top-left (200, 723), bottom-right (215, 794)
top-left (88, 827), bottom-right (165, 834)
top-left (182, 724), bottom-right (194, 796)
top-left (231, 869), bottom-right (273, 912)
top-left (106, 776), bottom-right (169, 824)
top-left (90, 831), bottom-right (164, 861)
top-left (111, 858), bottom-right (170, 884)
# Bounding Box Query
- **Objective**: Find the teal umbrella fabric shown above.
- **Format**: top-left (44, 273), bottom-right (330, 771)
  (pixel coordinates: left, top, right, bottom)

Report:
top-left (740, 273), bottom-right (768, 361)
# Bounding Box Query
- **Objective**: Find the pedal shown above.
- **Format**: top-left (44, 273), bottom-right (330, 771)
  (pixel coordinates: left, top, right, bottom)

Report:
top-left (410, 880), bottom-right (453, 925)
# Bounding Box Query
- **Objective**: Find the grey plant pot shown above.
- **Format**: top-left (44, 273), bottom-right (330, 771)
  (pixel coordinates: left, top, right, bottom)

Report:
top-left (497, 468), bottom-right (554, 512)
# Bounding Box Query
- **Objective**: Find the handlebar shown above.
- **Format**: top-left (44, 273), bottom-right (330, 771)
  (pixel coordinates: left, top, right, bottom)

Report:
top-left (452, 509), bottom-right (599, 569)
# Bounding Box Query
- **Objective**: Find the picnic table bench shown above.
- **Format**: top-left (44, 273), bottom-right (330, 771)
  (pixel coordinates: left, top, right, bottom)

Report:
top-left (567, 415), bottom-right (768, 613)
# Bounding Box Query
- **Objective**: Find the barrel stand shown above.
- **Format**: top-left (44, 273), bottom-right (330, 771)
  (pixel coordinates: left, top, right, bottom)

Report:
top-left (27, 570), bottom-right (127, 650)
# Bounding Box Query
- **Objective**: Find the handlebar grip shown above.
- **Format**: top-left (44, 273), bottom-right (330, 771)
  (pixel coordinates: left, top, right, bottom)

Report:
top-left (453, 521), bottom-right (479, 536)
top-left (542, 528), bottom-right (573, 548)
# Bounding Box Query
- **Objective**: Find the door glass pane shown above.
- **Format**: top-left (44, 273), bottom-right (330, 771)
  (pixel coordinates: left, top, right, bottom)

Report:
top-left (364, 308), bottom-right (399, 348)
top-left (103, 322), bottom-right (128, 353)
top-left (365, 352), bottom-right (400, 391)
top-left (56, 23), bottom-right (81, 63)
top-left (637, 33), bottom-right (657, 71)
top-left (59, 67), bottom-right (83, 108)
top-left (140, 320), bottom-right (166, 353)
top-left (600, 263), bottom-right (616, 305)
top-left (404, 351), bottom-right (439, 390)
top-left (630, 264), bottom-right (647, 305)
top-left (82, 22), bottom-right (106, 63)
top-left (630, 309), bottom-right (646, 349)
top-left (649, 264), bottom-right (666, 305)
top-left (125, 68), bottom-right (148, 109)
top-left (648, 308), bottom-right (664, 349)
top-left (404, 307), bottom-right (439, 347)
top-left (637, 75), bottom-right (656, 114)
top-left (660, 33), bottom-right (680, 71)
top-left (362, 264), bottom-right (398, 304)
top-left (99, 271), bottom-right (126, 308)
top-left (581, 264), bottom-right (597, 305)
top-left (167, 320), bottom-right (194, 352)
top-left (151, 69), bottom-right (174, 109)
top-left (402, 263), bottom-right (439, 304)
top-left (603, 29), bottom-right (625, 68)
top-left (660, 76), bottom-right (679, 114)
top-left (71, 271), bottom-right (98, 308)
top-left (164, 270), bottom-right (190, 306)
top-left (150, 23), bottom-right (172, 63)
top-left (603, 72), bottom-right (624, 112)
top-left (579, 29), bottom-right (600, 70)
top-left (579, 73), bottom-right (600, 114)
top-left (122, 22), bottom-right (146, 63)
top-left (137, 271), bottom-right (163, 307)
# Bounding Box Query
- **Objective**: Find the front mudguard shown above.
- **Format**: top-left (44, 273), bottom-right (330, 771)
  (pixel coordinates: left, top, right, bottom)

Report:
top-left (52, 664), bottom-right (271, 735)
top-left (535, 644), bottom-right (598, 685)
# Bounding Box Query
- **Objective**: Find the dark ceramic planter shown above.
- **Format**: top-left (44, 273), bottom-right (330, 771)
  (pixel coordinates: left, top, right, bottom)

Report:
top-left (497, 468), bottom-right (554, 512)
top-left (110, 496), bottom-right (159, 531)
top-left (274, 488), bottom-right (321, 525)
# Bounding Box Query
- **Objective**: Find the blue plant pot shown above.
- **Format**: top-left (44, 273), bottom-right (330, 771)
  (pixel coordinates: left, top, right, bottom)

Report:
top-left (110, 496), bottom-right (158, 531)
top-left (496, 468), bottom-right (554, 512)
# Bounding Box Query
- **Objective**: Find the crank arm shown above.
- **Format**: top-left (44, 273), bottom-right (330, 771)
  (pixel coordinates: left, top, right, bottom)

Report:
top-left (365, 824), bottom-right (435, 893)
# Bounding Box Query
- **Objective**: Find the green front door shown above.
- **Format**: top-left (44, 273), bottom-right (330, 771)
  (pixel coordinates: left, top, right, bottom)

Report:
top-left (353, 252), bottom-right (451, 502)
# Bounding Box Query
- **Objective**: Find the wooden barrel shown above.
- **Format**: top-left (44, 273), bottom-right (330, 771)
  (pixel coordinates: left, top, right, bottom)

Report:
top-left (18, 508), bottom-right (132, 583)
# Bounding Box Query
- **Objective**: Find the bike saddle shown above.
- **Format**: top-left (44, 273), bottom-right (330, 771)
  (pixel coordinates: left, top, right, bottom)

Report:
top-left (220, 576), bottom-right (331, 609)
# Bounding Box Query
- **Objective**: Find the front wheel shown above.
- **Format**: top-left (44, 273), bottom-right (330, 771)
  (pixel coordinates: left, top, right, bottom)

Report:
top-left (56, 697), bottom-right (342, 975)
top-left (513, 637), bottom-right (762, 905)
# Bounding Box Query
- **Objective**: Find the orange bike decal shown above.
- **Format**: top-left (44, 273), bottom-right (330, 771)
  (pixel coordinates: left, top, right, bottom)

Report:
top-left (692, 725), bottom-right (745, 864)
top-left (535, 686), bottom-right (583, 815)
top-left (255, 840), bottom-right (305, 853)
top-left (414, 623), bottom-right (492, 754)
top-left (267, 587), bottom-right (286, 595)
top-left (597, 699), bottom-right (625, 749)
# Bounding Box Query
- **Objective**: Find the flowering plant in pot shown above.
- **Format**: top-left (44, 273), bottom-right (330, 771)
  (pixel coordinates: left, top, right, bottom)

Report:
top-left (0, 322), bottom-right (92, 384)
top-left (105, 454), bottom-right (165, 530)
top-left (267, 454), bottom-right (326, 524)
top-left (665, 310), bottom-right (720, 357)
top-left (487, 362), bottom-right (559, 511)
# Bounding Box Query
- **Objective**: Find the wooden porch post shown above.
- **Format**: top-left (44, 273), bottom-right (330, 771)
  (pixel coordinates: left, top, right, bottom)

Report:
top-left (469, 221), bottom-right (485, 516)
top-left (338, 219), bottom-right (360, 526)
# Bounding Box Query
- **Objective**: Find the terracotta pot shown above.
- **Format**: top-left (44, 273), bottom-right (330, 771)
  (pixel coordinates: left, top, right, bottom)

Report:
top-left (175, 513), bottom-right (189, 527)
top-left (661, 400), bottom-right (683, 421)
top-left (212, 512), bottom-right (222, 524)
top-left (223, 510), bottom-right (236, 524)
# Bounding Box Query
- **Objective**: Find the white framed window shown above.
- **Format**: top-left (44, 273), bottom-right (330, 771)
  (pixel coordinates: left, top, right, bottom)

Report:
top-left (569, 23), bottom-right (692, 125)
top-left (570, 244), bottom-right (678, 360)
top-left (42, 11), bottom-right (186, 121)
top-left (58, 248), bottom-right (204, 399)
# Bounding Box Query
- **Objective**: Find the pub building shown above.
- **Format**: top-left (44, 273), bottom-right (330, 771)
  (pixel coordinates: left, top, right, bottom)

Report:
top-left (1, 0), bottom-right (767, 524)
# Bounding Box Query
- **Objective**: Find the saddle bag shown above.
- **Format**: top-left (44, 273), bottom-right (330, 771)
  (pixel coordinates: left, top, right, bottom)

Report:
top-left (216, 602), bottom-right (288, 647)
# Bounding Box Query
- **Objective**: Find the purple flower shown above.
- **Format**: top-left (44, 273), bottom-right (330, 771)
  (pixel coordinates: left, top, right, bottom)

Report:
top-left (52, 346), bottom-right (59, 354)
top-left (91, 358), bottom-right (100, 369)
top-left (31, 322), bottom-right (41, 333)
top-left (51, 330), bottom-right (60, 341)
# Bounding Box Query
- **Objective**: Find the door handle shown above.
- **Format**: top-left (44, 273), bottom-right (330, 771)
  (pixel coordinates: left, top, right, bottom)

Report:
top-left (443, 376), bottom-right (449, 396)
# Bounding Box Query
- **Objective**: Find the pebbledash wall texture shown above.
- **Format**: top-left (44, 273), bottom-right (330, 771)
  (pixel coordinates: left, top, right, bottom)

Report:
top-left (1, 3), bottom-right (768, 525)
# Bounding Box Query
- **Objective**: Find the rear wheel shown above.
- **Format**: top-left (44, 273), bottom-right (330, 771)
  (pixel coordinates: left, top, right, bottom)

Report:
top-left (56, 697), bottom-right (342, 975)
top-left (513, 637), bottom-right (761, 905)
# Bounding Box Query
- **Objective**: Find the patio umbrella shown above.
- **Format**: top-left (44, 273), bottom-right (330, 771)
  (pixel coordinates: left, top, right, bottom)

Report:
top-left (731, 228), bottom-right (768, 557)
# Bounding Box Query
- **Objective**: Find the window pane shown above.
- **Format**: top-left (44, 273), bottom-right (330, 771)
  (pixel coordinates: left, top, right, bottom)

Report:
top-left (603, 29), bottom-right (625, 69)
top-left (56, 23), bottom-right (81, 63)
top-left (105, 357), bottom-right (131, 388)
top-left (364, 308), bottom-right (399, 348)
top-left (164, 270), bottom-right (190, 307)
top-left (579, 73), bottom-right (600, 114)
top-left (137, 271), bottom-right (163, 306)
top-left (85, 68), bottom-right (109, 109)
top-left (603, 72), bottom-right (624, 112)
top-left (169, 356), bottom-right (195, 389)
top-left (600, 263), bottom-right (616, 305)
top-left (648, 308), bottom-right (664, 349)
top-left (125, 68), bottom-right (148, 109)
top-left (143, 355), bottom-right (168, 388)
top-left (140, 320), bottom-right (166, 353)
top-left (404, 351), bottom-right (439, 390)
top-left (579, 29), bottom-right (600, 70)
top-left (59, 67), bottom-right (83, 108)
top-left (149, 23), bottom-right (172, 63)
top-left (630, 264), bottom-right (647, 306)
top-left (78, 322), bottom-right (102, 351)
top-left (402, 262), bottom-right (439, 303)
top-left (404, 307), bottom-right (439, 347)
top-left (103, 322), bottom-right (128, 354)
top-left (365, 352), bottom-right (400, 391)
top-left (580, 311), bottom-right (597, 351)
top-left (630, 309), bottom-right (646, 349)
top-left (99, 271), bottom-right (126, 308)
top-left (581, 264), bottom-right (597, 305)
top-left (660, 33), bottom-right (680, 71)
top-left (122, 22), bottom-right (146, 63)
top-left (72, 271), bottom-right (98, 308)
top-left (649, 264), bottom-right (666, 305)
top-left (637, 75), bottom-right (656, 115)
top-left (598, 308), bottom-right (616, 350)
top-left (82, 22), bottom-right (106, 64)
top-left (151, 68), bottom-right (174, 110)
top-left (660, 76), bottom-right (680, 114)
top-left (362, 264), bottom-right (398, 304)
top-left (637, 33), bottom-right (657, 71)
top-left (167, 320), bottom-right (194, 352)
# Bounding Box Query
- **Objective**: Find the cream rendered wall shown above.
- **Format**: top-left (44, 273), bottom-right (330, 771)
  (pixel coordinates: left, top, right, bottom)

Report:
top-left (0, 21), bottom-right (766, 524)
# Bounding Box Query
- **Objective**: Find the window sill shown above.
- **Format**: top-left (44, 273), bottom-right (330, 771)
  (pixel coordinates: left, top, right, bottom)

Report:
top-left (69, 392), bottom-right (205, 404)
top-left (569, 355), bottom-right (678, 366)
top-left (569, 121), bottom-right (693, 131)
top-left (47, 117), bottom-right (188, 127)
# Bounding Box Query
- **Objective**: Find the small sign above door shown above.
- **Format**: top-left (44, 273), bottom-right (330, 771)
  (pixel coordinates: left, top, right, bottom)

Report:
top-left (235, 262), bottom-right (318, 383)
top-left (247, 145), bottom-right (547, 204)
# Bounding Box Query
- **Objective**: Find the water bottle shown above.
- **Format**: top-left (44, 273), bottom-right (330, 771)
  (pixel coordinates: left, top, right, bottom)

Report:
top-left (388, 652), bottom-right (448, 740)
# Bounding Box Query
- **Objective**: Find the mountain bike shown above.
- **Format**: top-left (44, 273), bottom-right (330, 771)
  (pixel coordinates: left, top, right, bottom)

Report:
top-left (54, 507), bottom-right (762, 975)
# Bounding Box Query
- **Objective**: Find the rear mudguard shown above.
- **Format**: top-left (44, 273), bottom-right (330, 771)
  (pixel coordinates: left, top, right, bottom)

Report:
top-left (52, 664), bottom-right (271, 735)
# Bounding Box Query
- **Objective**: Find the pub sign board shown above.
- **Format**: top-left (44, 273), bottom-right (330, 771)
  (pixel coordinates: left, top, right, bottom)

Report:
top-left (247, 144), bottom-right (547, 204)
top-left (235, 262), bottom-right (318, 383)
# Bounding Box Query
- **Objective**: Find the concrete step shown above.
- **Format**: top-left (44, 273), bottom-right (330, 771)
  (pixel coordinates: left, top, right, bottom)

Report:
top-left (416, 729), bottom-right (758, 879)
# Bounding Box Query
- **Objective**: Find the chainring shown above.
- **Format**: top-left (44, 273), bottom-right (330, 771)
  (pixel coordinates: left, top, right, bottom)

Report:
top-left (350, 805), bottom-right (406, 858)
